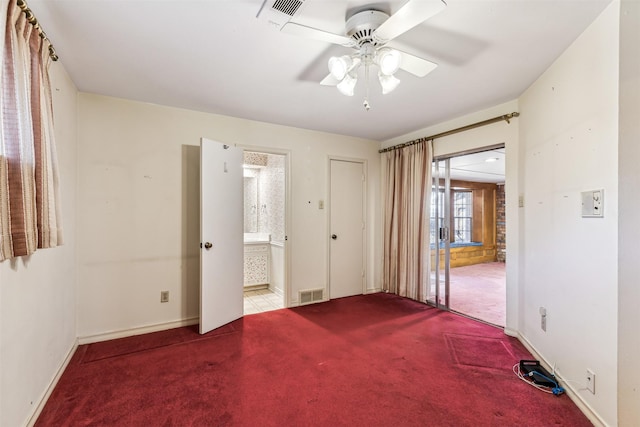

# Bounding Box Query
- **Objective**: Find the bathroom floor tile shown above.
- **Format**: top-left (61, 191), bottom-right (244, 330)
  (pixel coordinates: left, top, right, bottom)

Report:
top-left (243, 288), bottom-right (284, 314)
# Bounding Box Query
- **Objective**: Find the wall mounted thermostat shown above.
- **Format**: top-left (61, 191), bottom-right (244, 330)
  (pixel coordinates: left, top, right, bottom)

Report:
top-left (581, 189), bottom-right (604, 218)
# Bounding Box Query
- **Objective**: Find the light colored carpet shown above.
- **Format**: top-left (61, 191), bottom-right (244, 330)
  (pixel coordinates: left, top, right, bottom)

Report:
top-left (448, 262), bottom-right (506, 326)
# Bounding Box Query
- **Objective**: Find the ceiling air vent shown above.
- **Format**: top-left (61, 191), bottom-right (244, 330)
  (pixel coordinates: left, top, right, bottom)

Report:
top-left (256, 0), bottom-right (306, 30)
top-left (272, 0), bottom-right (303, 16)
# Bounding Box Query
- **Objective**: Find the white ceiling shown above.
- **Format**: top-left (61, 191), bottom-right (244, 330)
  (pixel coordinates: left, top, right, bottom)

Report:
top-left (443, 148), bottom-right (505, 183)
top-left (29, 0), bottom-right (612, 142)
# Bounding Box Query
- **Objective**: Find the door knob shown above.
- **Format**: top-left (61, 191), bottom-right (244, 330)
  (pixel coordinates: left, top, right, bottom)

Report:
top-left (202, 242), bottom-right (213, 249)
top-left (331, 234), bottom-right (337, 240)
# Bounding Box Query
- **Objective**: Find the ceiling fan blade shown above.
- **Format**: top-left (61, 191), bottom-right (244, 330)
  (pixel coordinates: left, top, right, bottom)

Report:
top-left (373, 0), bottom-right (446, 44)
top-left (281, 22), bottom-right (355, 47)
top-left (320, 73), bottom-right (339, 86)
top-left (396, 50), bottom-right (438, 77)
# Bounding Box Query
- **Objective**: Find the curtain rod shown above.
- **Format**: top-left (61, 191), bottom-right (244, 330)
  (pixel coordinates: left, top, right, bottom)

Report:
top-left (16, 0), bottom-right (59, 61)
top-left (379, 112), bottom-right (520, 154)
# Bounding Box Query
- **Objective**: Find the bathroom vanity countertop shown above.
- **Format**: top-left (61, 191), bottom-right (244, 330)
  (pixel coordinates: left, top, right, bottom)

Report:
top-left (244, 239), bottom-right (270, 245)
top-left (244, 233), bottom-right (271, 244)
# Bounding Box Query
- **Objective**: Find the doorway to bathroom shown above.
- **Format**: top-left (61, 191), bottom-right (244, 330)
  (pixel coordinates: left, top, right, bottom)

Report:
top-left (242, 150), bottom-right (288, 314)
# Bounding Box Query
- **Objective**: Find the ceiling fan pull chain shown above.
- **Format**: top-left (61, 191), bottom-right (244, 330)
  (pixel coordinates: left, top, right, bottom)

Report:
top-left (364, 61), bottom-right (371, 111)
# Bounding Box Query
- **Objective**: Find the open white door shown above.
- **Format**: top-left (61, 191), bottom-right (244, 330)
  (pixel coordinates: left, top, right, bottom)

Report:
top-left (200, 138), bottom-right (244, 334)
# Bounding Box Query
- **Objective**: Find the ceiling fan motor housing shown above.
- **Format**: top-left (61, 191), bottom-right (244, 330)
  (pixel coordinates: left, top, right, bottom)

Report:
top-left (346, 10), bottom-right (390, 47)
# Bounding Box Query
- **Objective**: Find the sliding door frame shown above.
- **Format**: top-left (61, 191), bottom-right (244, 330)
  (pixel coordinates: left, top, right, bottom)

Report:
top-left (429, 158), bottom-right (451, 310)
top-left (428, 143), bottom-right (506, 317)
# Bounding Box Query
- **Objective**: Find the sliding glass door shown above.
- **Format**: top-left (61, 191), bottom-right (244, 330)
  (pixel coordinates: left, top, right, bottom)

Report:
top-left (427, 146), bottom-right (506, 325)
top-left (428, 159), bottom-right (450, 309)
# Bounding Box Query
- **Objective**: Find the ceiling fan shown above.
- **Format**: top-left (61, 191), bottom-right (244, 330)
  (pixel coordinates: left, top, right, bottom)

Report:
top-left (258, 0), bottom-right (447, 110)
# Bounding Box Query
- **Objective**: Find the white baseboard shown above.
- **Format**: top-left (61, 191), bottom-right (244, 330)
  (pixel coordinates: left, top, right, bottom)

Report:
top-left (27, 318), bottom-right (200, 425)
top-left (289, 289), bottom-right (381, 305)
top-left (289, 298), bottom-right (334, 308)
top-left (27, 339), bottom-right (79, 427)
top-left (78, 317), bottom-right (199, 345)
top-left (504, 327), bottom-right (519, 337)
top-left (510, 331), bottom-right (609, 427)
top-left (268, 284), bottom-right (284, 297)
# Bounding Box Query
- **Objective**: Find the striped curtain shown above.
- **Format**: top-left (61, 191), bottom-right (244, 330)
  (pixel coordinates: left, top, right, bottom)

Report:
top-left (0, 0), bottom-right (62, 261)
top-left (382, 141), bottom-right (432, 301)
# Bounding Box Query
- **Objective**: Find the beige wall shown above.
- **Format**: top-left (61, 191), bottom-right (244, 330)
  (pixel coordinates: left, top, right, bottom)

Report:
top-left (617, 0), bottom-right (640, 425)
top-left (519, 2), bottom-right (619, 425)
top-left (0, 61), bottom-right (79, 426)
top-left (76, 94), bottom-right (381, 339)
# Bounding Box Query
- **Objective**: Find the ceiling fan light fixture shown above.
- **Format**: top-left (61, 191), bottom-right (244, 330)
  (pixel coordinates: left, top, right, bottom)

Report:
top-left (328, 55), bottom-right (353, 81)
top-left (378, 73), bottom-right (400, 94)
top-left (337, 73), bottom-right (357, 96)
top-left (376, 48), bottom-right (401, 76)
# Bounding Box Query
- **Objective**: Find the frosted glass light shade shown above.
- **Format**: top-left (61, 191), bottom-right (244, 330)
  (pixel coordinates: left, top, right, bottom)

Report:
top-left (377, 48), bottom-right (401, 76)
top-left (337, 74), bottom-right (357, 96)
top-left (378, 73), bottom-right (400, 94)
top-left (328, 55), bottom-right (353, 81)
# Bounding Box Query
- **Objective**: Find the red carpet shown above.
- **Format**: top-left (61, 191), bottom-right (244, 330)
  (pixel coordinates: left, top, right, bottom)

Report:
top-left (36, 293), bottom-right (591, 426)
top-left (81, 323), bottom-right (236, 363)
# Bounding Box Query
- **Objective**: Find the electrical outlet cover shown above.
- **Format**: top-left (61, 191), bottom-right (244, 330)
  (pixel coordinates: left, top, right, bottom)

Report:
top-left (586, 369), bottom-right (595, 394)
top-left (160, 291), bottom-right (169, 303)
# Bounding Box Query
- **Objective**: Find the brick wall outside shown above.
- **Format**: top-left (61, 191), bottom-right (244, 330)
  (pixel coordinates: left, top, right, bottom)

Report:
top-left (496, 184), bottom-right (506, 262)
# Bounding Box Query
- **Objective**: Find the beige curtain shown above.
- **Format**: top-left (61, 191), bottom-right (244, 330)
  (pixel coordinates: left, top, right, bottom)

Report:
top-left (382, 140), bottom-right (432, 301)
top-left (0, 0), bottom-right (62, 261)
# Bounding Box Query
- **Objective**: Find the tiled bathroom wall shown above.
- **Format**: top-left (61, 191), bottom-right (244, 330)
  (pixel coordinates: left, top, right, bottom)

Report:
top-left (259, 154), bottom-right (285, 243)
top-left (243, 168), bottom-right (259, 233)
top-left (244, 151), bottom-right (285, 242)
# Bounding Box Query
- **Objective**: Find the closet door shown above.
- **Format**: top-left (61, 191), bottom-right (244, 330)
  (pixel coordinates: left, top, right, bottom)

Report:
top-left (329, 159), bottom-right (365, 299)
